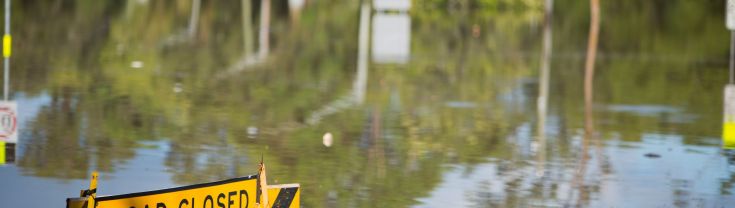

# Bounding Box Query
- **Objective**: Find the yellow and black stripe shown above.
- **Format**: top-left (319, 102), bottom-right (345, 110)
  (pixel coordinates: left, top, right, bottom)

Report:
top-left (0, 142), bottom-right (15, 165)
top-left (272, 187), bottom-right (298, 208)
top-left (266, 184), bottom-right (300, 208)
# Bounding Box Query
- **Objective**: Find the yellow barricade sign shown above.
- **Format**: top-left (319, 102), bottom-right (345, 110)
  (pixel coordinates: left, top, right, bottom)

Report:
top-left (265, 184), bottom-right (301, 208)
top-left (0, 141), bottom-right (4, 165)
top-left (0, 141), bottom-right (15, 165)
top-left (724, 122), bottom-right (735, 149)
top-left (2, 34), bottom-right (10, 58)
top-left (66, 163), bottom-right (299, 208)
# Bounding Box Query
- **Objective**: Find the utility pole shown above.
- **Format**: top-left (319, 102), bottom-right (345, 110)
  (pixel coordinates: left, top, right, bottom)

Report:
top-left (3, 0), bottom-right (10, 101)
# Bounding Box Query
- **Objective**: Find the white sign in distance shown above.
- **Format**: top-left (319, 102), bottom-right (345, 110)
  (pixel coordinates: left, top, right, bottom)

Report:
top-left (0, 101), bottom-right (17, 143)
top-left (372, 13), bottom-right (411, 64)
top-left (729, 0), bottom-right (735, 30)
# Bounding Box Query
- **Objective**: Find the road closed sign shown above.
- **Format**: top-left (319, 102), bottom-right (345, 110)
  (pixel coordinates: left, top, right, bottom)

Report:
top-left (729, 0), bottom-right (735, 30)
top-left (74, 176), bottom-right (258, 208)
top-left (67, 175), bottom-right (300, 208)
top-left (0, 101), bottom-right (17, 143)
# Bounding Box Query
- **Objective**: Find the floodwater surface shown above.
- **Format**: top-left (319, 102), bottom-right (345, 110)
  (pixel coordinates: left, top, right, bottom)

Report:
top-left (0, 0), bottom-right (734, 207)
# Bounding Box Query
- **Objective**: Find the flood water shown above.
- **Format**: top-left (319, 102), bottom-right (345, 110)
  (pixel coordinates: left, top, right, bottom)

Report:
top-left (0, 0), bottom-right (734, 207)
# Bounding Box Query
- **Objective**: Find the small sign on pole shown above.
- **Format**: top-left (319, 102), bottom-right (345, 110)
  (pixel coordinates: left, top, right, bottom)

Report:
top-left (0, 101), bottom-right (16, 143)
top-left (729, 0), bottom-right (735, 30)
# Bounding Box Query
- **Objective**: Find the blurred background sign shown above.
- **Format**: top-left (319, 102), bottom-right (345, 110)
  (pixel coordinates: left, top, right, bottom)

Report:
top-left (371, 13), bottom-right (411, 64)
top-left (0, 101), bottom-right (16, 143)
top-left (0, 100), bottom-right (15, 165)
top-left (373, 0), bottom-right (410, 12)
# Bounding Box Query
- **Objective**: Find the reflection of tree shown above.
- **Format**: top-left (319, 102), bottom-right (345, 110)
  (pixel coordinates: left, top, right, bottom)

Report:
top-left (569, 0), bottom-right (600, 206)
top-left (19, 90), bottom-right (142, 179)
top-left (547, 0), bottom-right (728, 206)
top-left (20, 97), bottom-right (90, 179)
top-left (164, 140), bottom-right (250, 184)
top-left (551, 0), bottom-right (728, 141)
top-left (8, 0), bottom-right (733, 207)
top-left (722, 157), bottom-right (735, 195)
top-left (536, 0), bottom-right (553, 177)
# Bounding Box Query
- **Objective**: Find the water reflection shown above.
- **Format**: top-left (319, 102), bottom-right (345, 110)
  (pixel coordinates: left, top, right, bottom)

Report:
top-left (258, 0), bottom-right (271, 59)
top-left (535, 0), bottom-right (553, 178)
top-left (571, 0), bottom-right (601, 205)
top-left (0, 1), bottom-right (734, 207)
top-left (220, 0), bottom-right (269, 77)
top-left (288, 0), bottom-right (305, 23)
top-left (307, 0), bottom-right (371, 125)
top-left (242, 0), bottom-right (254, 57)
top-left (188, 0), bottom-right (202, 38)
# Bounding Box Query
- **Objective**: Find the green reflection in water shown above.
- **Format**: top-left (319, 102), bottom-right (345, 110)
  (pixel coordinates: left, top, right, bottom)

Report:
top-left (4, 0), bottom-right (733, 207)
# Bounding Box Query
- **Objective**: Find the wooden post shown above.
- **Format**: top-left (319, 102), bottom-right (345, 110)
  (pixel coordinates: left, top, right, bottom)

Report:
top-left (3, 0), bottom-right (10, 101)
top-left (257, 162), bottom-right (269, 208)
top-left (584, 0), bottom-right (600, 136)
top-left (82, 172), bottom-right (99, 208)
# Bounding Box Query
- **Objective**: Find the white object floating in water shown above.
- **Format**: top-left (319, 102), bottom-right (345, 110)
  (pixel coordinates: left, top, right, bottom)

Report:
top-left (530, 141), bottom-right (539, 154)
top-left (247, 126), bottom-right (258, 138)
top-left (444, 101), bottom-right (477, 108)
top-left (323, 132), bottom-right (333, 147)
top-left (131, 61), bottom-right (144, 69)
top-left (173, 83), bottom-right (183, 93)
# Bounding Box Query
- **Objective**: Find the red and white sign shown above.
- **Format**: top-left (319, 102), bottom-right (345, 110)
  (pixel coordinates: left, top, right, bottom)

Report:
top-left (0, 101), bottom-right (17, 143)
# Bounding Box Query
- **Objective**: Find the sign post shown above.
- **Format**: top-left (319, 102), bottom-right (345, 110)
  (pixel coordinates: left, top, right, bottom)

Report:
top-left (0, 100), bottom-right (15, 164)
top-left (728, 0), bottom-right (735, 30)
top-left (725, 85), bottom-right (735, 149)
top-left (727, 1), bottom-right (735, 149)
top-left (0, 0), bottom-right (14, 165)
top-left (3, 0), bottom-right (10, 101)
